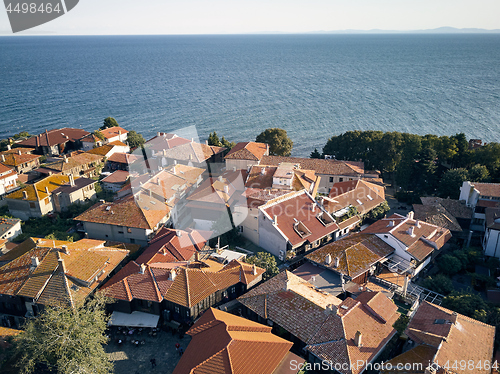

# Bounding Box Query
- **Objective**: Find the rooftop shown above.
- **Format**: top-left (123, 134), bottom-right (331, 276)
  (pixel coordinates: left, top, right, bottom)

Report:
top-left (101, 170), bottom-right (130, 184)
top-left (324, 179), bottom-right (386, 216)
top-left (224, 141), bottom-right (269, 161)
top-left (99, 126), bottom-right (128, 139)
top-left (6, 174), bottom-right (70, 201)
top-left (261, 156), bottom-right (365, 176)
top-left (18, 128), bottom-right (90, 148)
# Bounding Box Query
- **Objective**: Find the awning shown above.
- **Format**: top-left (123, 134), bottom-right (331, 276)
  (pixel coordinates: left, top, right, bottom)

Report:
top-left (108, 311), bottom-right (160, 328)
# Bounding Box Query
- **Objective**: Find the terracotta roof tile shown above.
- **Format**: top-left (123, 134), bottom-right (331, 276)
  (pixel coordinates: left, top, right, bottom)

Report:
top-left (99, 126), bottom-right (128, 139)
top-left (101, 170), bottom-right (130, 184)
top-left (261, 156), bottom-right (365, 176)
top-left (325, 179), bottom-right (386, 216)
top-left (1, 153), bottom-right (40, 167)
top-left (225, 142), bottom-right (269, 161)
top-left (470, 182), bottom-right (500, 198)
top-left (6, 174), bottom-right (70, 201)
top-left (18, 128), bottom-right (90, 147)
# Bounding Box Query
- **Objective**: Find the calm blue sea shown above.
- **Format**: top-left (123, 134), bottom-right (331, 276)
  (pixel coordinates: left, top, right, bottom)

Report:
top-left (1, 34), bottom-right (500, 156)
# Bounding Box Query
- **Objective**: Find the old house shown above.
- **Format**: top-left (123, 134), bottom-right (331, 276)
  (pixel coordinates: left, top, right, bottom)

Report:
top-left (18, 128), bottom-right (90, 156)
top-left (0, 164), bottom-right (18, 197)
top-left (101, 170), bottom-right (130, 192)
top-left (36, 152), bottom-right (104, 179)
top-left (100, 260), bottom-right (264, 322)
top-left (0, 151), bottom-right (41, 174)
top-left (224, 141), bottom-right (269, 171)
top-left (52, 175), bottom-right (97, 212)
top-left (99, 126), bottom-right (129, 144)
top-left (459, 181), bottom-right (500, 231)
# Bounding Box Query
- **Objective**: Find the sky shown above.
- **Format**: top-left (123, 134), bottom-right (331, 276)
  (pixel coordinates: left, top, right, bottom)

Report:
top-left (1, 0), bottom-right (500, 35)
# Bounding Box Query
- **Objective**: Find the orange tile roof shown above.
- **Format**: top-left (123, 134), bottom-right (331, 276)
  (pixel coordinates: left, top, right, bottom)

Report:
top-left (107, 152), bottom-right (140, 164)
top-left (74, 194), bottom-right (169, 230)
top-left (101, 260), bottom-right (264, 307)
top-left (364, 214), bottom-right (452, 262)
top-left (86, 144), bottom-right (114, 156)
top-left (404, 301), bottom-right (495, 374)
top-left (238, 271), bottom-right (399, 374)
top-left (306, 233), bottom-right (394, 279)
top-left (0, 239), bottom-right (128, 307)
top-left (156, 141), bottom-right (225, 163)
top-left (99, 126), bottom-right (128, 139)
top-left (1, 152), bottom-right (40, 167)
top-left (101, 170), bottom-right (130, 184)
top-left (224, 142), bottom-right (269, 161)
top-left (261, 191), bottom-right (339, 248)
top-left (43, 152), bottom-right (103, 173)
top-left (18, 128), bottom-right (90, 147)
top-left (173, 308), bottom-right (293, 374)
top-left (6, 174), bottom-right (70, 201)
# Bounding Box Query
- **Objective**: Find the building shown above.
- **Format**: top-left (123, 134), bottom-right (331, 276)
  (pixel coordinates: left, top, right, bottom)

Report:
top-left (260, 155), bottom-right (373, 194)
top-left (0, 218), bottom-right (22, 242)
top-left (136, 227), bottom-right (212, 264)
top-left (0, 164), bottom-right (18, 196)
top-left (305, 233), bottom-right (394, 286)
top-left (322, 179), bottom-right (386, 218)
top-left (483, 208), bottom-right (500, 258)
top-left (382, 301), bottom-right (495, 374)
top-left (363, 213), bottom-right (452, 276)
top-left (100, 259), bottom-right (264, 322)
top-left (224, 141), bottom-right (269, 171)
top-left (101, 170), bottom-right (130, 192)
top-left (459, 181), bottom-right (500, 231)
top-left (74, 194), bottom-right (169, 246)
top-left (5, 174), bottom-right (71, 220)
top-left (0, 239), bottom-right (129, 320)
top-left (18, 128), bottom-right (90, 156)
top-left (80, 133), bottom-right (104, 152)
top-left (245, 163), bottom-right (320, 196)
top-left (238, 271), bottom-right (399, 374)
top-left (0, 151), bottom-right (41, 174)
top-left (86, 142), bottom-right (130, 159)
top-left (51, 176), bottom-right (97, 212)
top-left (35, 152), bottom-right (104, 179)
top-left (419, 197), bottom-right (473, 231)
top-left (258, 190), bottom-right (340, 260)
top-left (99, 126), bottom-right (129, 144)
top-left (173, 308), bottom-right (301, 374)
top-left (105, 152), bottom-right (140, 171)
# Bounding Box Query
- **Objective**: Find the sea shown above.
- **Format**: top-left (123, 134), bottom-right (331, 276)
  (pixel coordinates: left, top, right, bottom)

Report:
top-left (1, 34), bottom-right (500, 156)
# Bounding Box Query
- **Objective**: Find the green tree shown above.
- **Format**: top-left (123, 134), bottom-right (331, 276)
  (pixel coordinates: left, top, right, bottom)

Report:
top-left (246, 252), bottom-right (279, 281)
top-left (100, 117), bottom-right (119, 130)
top-left (442, 291), bottom-right (488, 322)
top-left (126, 131), bottom-right (145, 149)
top-left (207, 132), bottom-right (222, 147)
top-left (310, 148), bottom-right (321, 159)
top-left (220, 136), bottom-right (236, 150)
top-left (13, 295), bottom-right (112, 374)
top-left (468, 164), bottom-right (490, 182)
top-left (93, 130), bottom-right (105, 142)
top-left (438, 168), bottom-right (469, 199)
top-left (437, 254), bottom-right (462, 276)
top-left (256, 128), bottom-right (293, 157)
top-left (368, 201), bottom-right (390, 220)
top-left (422, 274), bottom-right (454, 295)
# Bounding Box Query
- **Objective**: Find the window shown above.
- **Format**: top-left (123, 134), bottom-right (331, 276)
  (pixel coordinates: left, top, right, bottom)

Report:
top-left (29, 202), bottom-right (36, 209)
top-left (231, 287), bottom-right (235, 293)
top-left (130, 239), bottom-right (135, 243)
top-left (339, 178), bottom-right (343, 182)
top-left (329, 177), bottom-right (334, 183)
top-left (44, 198), bottom-right (50, 205)
top-left (175, 307), bottom-right (180, 314)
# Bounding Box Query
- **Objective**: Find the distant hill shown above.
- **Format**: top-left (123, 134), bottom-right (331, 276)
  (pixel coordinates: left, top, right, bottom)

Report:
top-left (308, 27), bottom-right (500, 34)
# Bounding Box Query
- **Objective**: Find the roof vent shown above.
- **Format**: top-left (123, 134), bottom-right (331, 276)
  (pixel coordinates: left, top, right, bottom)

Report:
top-left (31, 256), bottom-right (39, 268)
top-left (354, 331), bottom-right (362, 347)
top-left (325, 254), bottom-right (332, 265)
top-left (139, 263), bottom-right (146, 274)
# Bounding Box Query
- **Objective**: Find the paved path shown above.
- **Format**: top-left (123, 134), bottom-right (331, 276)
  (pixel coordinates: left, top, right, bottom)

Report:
top-left (105, 328), bottom-right (191, 374)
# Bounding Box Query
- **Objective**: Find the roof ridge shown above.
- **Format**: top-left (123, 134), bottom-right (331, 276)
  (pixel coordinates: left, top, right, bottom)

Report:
top-left (148, 266), bottom-right (163, 302)
top-left (123, 279), bottom-right (133, 301)
top-left (184, 268), bottom-right (191, 307)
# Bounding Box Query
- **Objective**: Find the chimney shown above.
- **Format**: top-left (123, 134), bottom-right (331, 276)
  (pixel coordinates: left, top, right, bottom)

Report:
top-left (285, 278), bottom-right (292, 291)
top-left (45, 129), bottom-right (50, 147)
top-left (6, 144), bottom-right (11, 151)
top-left (36, 135), bottom-right (40, 147)
top-left (1, 155), bottom-right (4, 162)
top-left (195, 251), bottom-right (200, 261)
top-left (252, 264), bottom-right (257, 275)
top-left (64, 155), bottom-right (69, 163)
top-left (61, 245), bottom-right (69, 255)
top-left (58, 258), bottom-right (66, 274)
top-left (23, 190), bottom-right (28, 199)
top-left (17, 150), bottom-right (21, 155)
top-left (69, 174), bottom-right (75, 187)
top-left (118, 130), bottom-right (122, 135)
top-left (233, 166), bottom-right (236, 172)
top-left (407, 211), bottom-right (414, 220)
top-left (311, 203), bottom-right (316, 212)
top-left (31, 256), bottom-right (40, 268)
top-left (415, 220), bottom-right (421, 228)
top-left (354, 331), bottom-right (362, 347)
top-left (261, 167), bottom-right (265, 175)
top-left (218, 175), bottom-right (223, 182)
top-left (407, 226), bottom-right (415, 237)
top-left (45, 187), bottom-right (49, 195)
top-left (205, 140), bottom-right (208, 145)
top-left (176, 230), bottom-right (182, 237)
top-left (388, 220), bottom-right (395, 227)
top-left (334, 257), bottom-right (339, 268)
top-left (273, 215), bottom-right (278, 225)
top-left (324, 304), bottom-right (337, 315)
top-left (139, 263), bottom-right (146, 274)
top-left (169, 269), bottom-right (177, 281)
top-left (325, 254), bottom-right (332, 265)
top-left (224, 185), bottom-right (229, 194)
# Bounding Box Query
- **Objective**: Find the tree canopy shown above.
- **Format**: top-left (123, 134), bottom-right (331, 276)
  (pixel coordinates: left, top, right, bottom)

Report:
top-left (246, 252), bottom-right (279, 281)
top-left (13, 295), bottom-right (112, 374)
top-left (126, 131), bottom-right (145, 149)
top-left (100, 117), bottom-right (119, 130)
top-left (310, 148), bottom-right (321, 159)
top-left (255, 128), bottom-right (293, 157)
top-left (207, 132), bottom-right (235, 150)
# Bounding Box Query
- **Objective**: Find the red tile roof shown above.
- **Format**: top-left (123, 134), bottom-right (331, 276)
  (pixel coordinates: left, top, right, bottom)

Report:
top-left (324, 179), bottom-right (386, 216)
top-left (403, 301), bottom-right (495, 374)
top-left (238, 271), bottom-right (399, 374)
top-left (99, 126), bottom-right (128, 139)
top-left (74, 194), bottom-right (169, 230)
top-left (261, 156), bottom-right (365, 176)
top-left (225, 142), bottom-right (269, 161)
top-left (363, 214), bottom-right (452, 262)
top-left (1, 152), bottom-right (40, 167)
top-left (173, 308), bottom-right (293, 374)
top-left (470, 182), bottom-right (500, 198)
top-left (19, 128), bottom-right (90, 147)
top-left (101, 260), bottom-right (264, 307)
top-left (261, 191), bottom-right (339, 248)
top-left (101, 170), bottom-right (130, 184)
top-left (107, 152), bottom-right (140, 164)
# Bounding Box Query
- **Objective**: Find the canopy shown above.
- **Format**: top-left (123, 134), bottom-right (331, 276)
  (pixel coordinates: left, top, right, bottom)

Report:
top-left (108, 311), bottom-right (160, 328)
